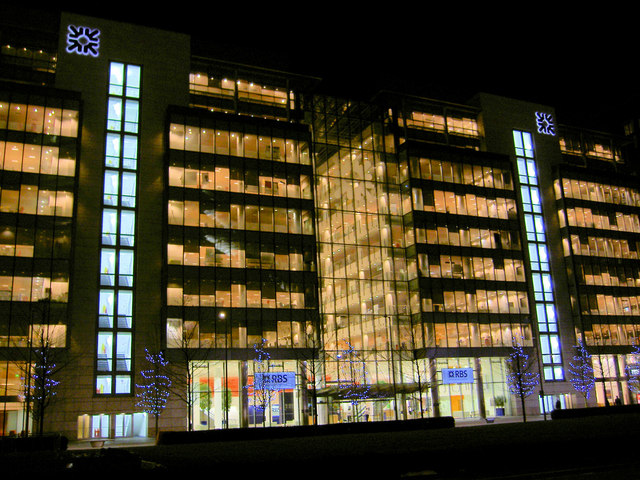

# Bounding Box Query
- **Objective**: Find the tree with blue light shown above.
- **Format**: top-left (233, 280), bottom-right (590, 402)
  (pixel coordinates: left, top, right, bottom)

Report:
top-left (506, 338), bottom-right (540, 422)
top-left (337, 342), bottom-right (374, 421)
top-left (247, 338), bottom-right (277, 425)
top-left (568, 340), bottom-right (595, 406)
top-left (136, 349), bottom-right (171, 434)
top-left (24, 338), bottom-right (61, 436)
top-left (626, 342), bottom-right (640, 395)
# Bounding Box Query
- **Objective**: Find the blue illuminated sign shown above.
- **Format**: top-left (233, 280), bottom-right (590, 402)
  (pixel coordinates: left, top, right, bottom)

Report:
top-left (442, 368), bottom-right (474, 384)
top-left (254, 372), bottom-right (296, 390)
top-left (66, 25), bottom-right (101, 57)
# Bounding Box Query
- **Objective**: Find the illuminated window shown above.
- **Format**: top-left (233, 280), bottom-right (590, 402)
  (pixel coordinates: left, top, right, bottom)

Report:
top-left (96, 62), bottom-right (141, 395)
top-left (513, 130), bottom-right (564, 381)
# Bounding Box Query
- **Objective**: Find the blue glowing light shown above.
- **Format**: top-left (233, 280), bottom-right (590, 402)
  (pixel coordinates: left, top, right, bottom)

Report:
top-left (535, 112), bottom-right (555, 136)
top-left (66, 25), bottom-right (101, 57)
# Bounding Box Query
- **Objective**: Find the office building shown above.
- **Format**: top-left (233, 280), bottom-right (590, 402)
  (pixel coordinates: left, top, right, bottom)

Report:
top-left (1, 8), bottom-right (638, 440)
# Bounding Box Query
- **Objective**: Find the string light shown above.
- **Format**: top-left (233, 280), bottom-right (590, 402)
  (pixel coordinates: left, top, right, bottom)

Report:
top-left (337, 342), bottom-right (373, 407)
top-left (626, 343), bottom-right (640, 394)
top-left (24, 347), bottom-right (60, 402)
top-left (245, 338), bottom-right (277, 415)
top-left (135, 349), bottom-right (171, 417)
top-left (506, 339), bottom-right (540, 399)
top-left (568, 340), bottom-right (595, 401)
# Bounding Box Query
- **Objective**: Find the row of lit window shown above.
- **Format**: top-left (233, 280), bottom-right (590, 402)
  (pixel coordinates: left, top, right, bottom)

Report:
top-left (0, 101), bottom-right (78, 137)
top-left (325, 317), bottom-right (531, 351)
top-left (0, 185), bottom-right (73, 217)
top-left (400, 111), bottom-right (479, 137)
top-left (315, 348), bottom-right (399, 384)
top-left (576, 261), bottom-right (640, 288)
top-left (169, 124), bottom-right (310, 164)
top-left (321, 292), bottom-right (410, 317)
top-left (322, 314), bottom-right (407, 351)
top-left (1, 45), bottom-right (57, 73)
top-left (561, 206), bottom-right (640, 233)
top-left (422, 289), bottom-right (529, 314)
top-left (189, 73), bottom-right (293, 107)
top-left (410, 157), bottom-right (513, 190)
top-left (168, 165), bottom-right (312, 199)
top-left (558, 178), bottom-right (640, 207)
top-left (318, 138), bottom-right (392, 182)
top-left (167, 281), bottom-right (312, 309)
top-left (580, 293), bottom-right (640, 316)
top-left (0, 141), bottom-right (76, 176)
top-left (0, 224), bottom-right (71, 258)
top-left (319, 246), bottom-right (405, 281)
top-left (167, 318), bottom-right (314, 350)
top-left (559, 137), bottom-right (622, 162)
top-left (167, 243), bottom-right (312, 271)
top-left (77, 413), bottom-right (143, 439)
top-left (168, 200), bottom-right (314, 235)
top-left (417, 254), bottom-right (526, 282)
top-left (414, 225), bottom-right (522, 250)
top-left (0, 275), bottom-right (68, 302)
top-left (316, 177), bottom-right (406, 215)
top-left (584, 324), bottom-right (640, 347)
top-left (320, 278), bottom-right (408, 303)
top-left (427, 321), bottom-right (530, 349)
top-left (566, 234), bottom-right (640, 259)
top-left (413, 188), bottom-right (518, 220)
top-left (0, 324), bottom-right (66, 348)
top-left (317, 213), bottom-right (404, 248)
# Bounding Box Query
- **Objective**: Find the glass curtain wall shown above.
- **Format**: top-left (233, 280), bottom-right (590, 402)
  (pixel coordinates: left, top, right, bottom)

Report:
top-left (166, 110), bottom-right (319, 429)
top-left (0, 94), bottom-right (78, 435)
top-left (406, 147), bottom-right (530, 419)
top-left (311, 97), bottom-right (414, 423)
top-left (557, 170), bottom-right (640, 404)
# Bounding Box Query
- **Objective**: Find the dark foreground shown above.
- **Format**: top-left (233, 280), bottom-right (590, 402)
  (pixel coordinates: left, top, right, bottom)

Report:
top-left (4, 413), bottom-right (640, 478)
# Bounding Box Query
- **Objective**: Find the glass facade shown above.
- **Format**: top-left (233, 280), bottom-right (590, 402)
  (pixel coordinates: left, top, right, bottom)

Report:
top-left (557, 165), bottom-right (640, 404)
top-left (311, 97), bottom-right (412, 422)
top-left (0, 91), bottom-right (79, 435)
top-left (166, 108), bottom-right (319, 429)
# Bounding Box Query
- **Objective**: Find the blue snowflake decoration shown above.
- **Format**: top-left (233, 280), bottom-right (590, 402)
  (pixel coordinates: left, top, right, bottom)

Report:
top-left (535, 112), bottom-right (555, 136)
top-left (66, 25), bottom-right (101, 57)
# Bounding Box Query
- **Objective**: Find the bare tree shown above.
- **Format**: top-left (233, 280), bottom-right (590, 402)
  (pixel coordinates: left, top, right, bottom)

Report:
top-left (3, 300), bottom-right (70, 436)
top-left (568, 340), bottom-right (595, 406)
top-left (164, 319), bottom-right (209, 432)
top-left (506, 338), bottom-right (540, 422)
top-left (135, 348), bottom-right (171, 434)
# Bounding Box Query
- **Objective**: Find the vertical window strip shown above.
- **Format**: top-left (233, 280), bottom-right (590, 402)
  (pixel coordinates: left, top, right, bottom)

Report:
top-left (513, 130), bottom-right (564, 381)
top-left (95, 62), bottom-right (141, 395)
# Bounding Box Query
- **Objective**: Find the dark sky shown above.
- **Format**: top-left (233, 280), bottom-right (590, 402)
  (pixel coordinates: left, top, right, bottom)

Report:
top-left (56, 6), bottom-right (639, 134)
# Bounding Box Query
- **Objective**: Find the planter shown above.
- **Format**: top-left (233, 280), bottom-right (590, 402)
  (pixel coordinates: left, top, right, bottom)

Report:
top-left (495, 407), bottom-right (505, 416)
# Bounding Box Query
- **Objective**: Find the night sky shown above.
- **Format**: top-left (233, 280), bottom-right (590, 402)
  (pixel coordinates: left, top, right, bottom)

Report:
top-left (33, 5), bottom-right (640, 134)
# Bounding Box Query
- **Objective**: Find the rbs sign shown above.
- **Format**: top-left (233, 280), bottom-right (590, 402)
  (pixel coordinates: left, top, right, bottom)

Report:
top-left (254, 372), bottom-right (296, 390)
top-left (442, 368), bottom-right (474, 385)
